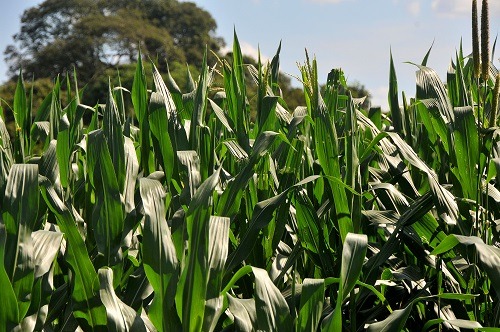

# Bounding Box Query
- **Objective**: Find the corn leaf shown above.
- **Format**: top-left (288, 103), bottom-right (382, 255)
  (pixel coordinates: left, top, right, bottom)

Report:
top-left (252, 267), bottom-right (292, 331)
top-left (203, 216), bottom-right (230, 332)
top-left (218, 131), bottom-right (283, 216)
top-left (314, 101), bottom-right (352, 242)
top-left (39, 175), bottom-right (106, 328)
top-left (87, 130), bottom-right (124, 267)
top-left (415, 64), bottom-right (454, 123)
top-left (55, 112), bottom-right (71, 189)
top-left (225, 175), bottom-right (319, 274)
top-left (2, 164), bottom-right (38, 319)
top-left (324, 233), bottom-right (367, 331)
top-left (296, 278), bottom-right (325, 332)
top-left (227, 296), bottom-right (257, 332)
top-left (139, 178), bottom-right (179, 332)
top-left (103, 84), bottom-right (126, 192)
top-left (31, 230), bottom-right (63, 279)
top-left (0, 224), bottom-right (20, 328)
top-left (431, 235), bottom-right (500, 299)
top-left (132, 53), bottom-right (153, 174)
top-left (224, 31), bottom-right (250, 152)
top-left (209, 98), bottom-right (234, 133)
top-left (149, 92), bottom-right (174, 185)
top-left (389, 50), bottom-right (403, 133)
top-left (293, 189), bottom-right (335, 276)
top-left (178, 169), bottom-right (220, 331)
top-left (98, 267), bottom-right (150, 332)
top-left (452, 106), bottom-right (478, 199)
top-left (366, 304), bottom-right (413, 332)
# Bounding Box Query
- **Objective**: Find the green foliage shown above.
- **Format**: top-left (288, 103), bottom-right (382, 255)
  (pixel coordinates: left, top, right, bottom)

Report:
top-left (0, 17), bottom-right (499, 332)
top-left (4, 0), bottom-right (222, 80)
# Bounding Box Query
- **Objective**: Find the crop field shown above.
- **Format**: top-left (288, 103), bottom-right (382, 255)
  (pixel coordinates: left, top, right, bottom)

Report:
top-left (0, 1), bottom-right (500, 331)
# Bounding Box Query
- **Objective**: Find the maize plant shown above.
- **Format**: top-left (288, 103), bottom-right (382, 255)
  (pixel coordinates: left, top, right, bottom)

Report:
top-left (0, 4), bottom-right (500, 330)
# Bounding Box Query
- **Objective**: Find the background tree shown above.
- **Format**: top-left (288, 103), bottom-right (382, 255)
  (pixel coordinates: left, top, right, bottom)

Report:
top-left (1, 0), bottom-right (366, 114)
top-left (4, 0), bottom-right (223, 82)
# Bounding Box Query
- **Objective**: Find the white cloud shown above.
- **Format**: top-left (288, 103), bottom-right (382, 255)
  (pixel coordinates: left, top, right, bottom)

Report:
top-left (432, 0), bottom-right (500, 18)
top-left (431, 0), bottom-right (470, 17)
top-left (407, 1), bottom-right (421, 16)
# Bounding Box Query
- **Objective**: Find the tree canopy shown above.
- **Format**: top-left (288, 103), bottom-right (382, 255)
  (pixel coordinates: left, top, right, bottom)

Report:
top-left (4, 0), bottom-right (224, 81)
top-left (2, 0), bottom-right (369, 112)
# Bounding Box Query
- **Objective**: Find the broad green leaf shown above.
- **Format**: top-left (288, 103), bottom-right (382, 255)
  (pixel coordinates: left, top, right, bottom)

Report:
top-left (208, 99), bottom-right (234, 133)
top-left (123, 137), bottom-right (139, 214)
top-left (98, 267), bottom-right (148, 332)
top-left (225, 191), bottom-right (287, 274)
top-left (178, 169), bottom-right (220, 331)
top-left (227, 296), bottom-right (257, 332)
top-left (430, 234), bottom-right (461, 256)
top-left (103, 84), bottom-right (126, 192)
top-left (452, 106), bottom-right (478, 199)
top-left (415, 64), bottom-right (454, 123)
top-left (314, 101), bottom-right (352, 242)
top-left (296, 278), bottom-right (325, 332)
top-left (359, 132), bottom-right (389, 165)
top-left (0, 115), bottom-right (14, 191)
top-left (415, 100), bottom-right (451, 154)
top-left (424, 318), bottom-right (483, 331)
top-left (222, 140), bottom-right (248, 161)
top-left (345, 94), bottom-right (362, 232)
top-left (31, 230), bottom-right (63, 279)
top-left (293, 189), bottom-right (335, 276)
top-left (431, 235), bottom-right (500, 298)
top-left (121, 137), bottom-right (139, 250)
top-left (224, 31), bottom-right (250, 153)
top-left (151, 63), bottom-right (176, 121)
top-left (56, 114), bottom-right (71, 188)
top-left (386, 132), bottom-right (458, 225)
top-left (13, 69), bottom-right (28, 159)
top-left (38, 140), bottom-right (60, 187)
top-left (218, 131), bottom-right (287, 217)
top-left (339, 233), bottom-right (368, 301)
top-left (39, 175), bottom-right (106, 328)
top-left (149, 92), bottom-right (175, 186)
top-left (132, 52), bottom-right (153, 174)
top-left (121, 266), bottom-right (153, 313)
top-left (225, 175), bottom-right (319, 274)
top-left (190, 48), bottom-right (209, 150)
top-left (421, 41), bottom-right (434, 66)
top-left (139, 178), bottom-right (179, 332)
top-left (152, 62), bottom-right (189, 158)
top-left (177, 150), bottom-right (201, 199)
top-left (48, 77), bottom-right (62, 141)
top-left (203, 216), bottom-right (230, 332)
top-left (436, 293), bottom-right (478, 300)
top-left (366, 303), bottom-right (413, 332)
top-left (29, 121), bottom-right (50, 148)
top-left (365, 193), bottom-right (435, 284)
top-left (257, 96), bottom-right (279, 134)
top-left (187, 167), bottom-right (220, 215)
top-left (324, 233), bottom-right (367, 331)
top-left (32, 88), bottom-right (52, 123)
top-left (252, 267), bottom-right (292, 331)
top-left (2, 164), bottom-right (38, 319)
top-left (0, 224), bottom-right (20, 329)
top-left (87, 130), bottom-right (124, 267)
top-left (389, 50), bottom-right (403, 133)
top-left (132, 52), bottom-right (147, 127)
top-left (447, 52), bottom-right (470, 107)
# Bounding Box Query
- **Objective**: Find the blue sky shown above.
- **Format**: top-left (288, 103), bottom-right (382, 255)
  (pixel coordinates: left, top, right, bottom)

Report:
top-left (1, 0), bottom-right (499, 109)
